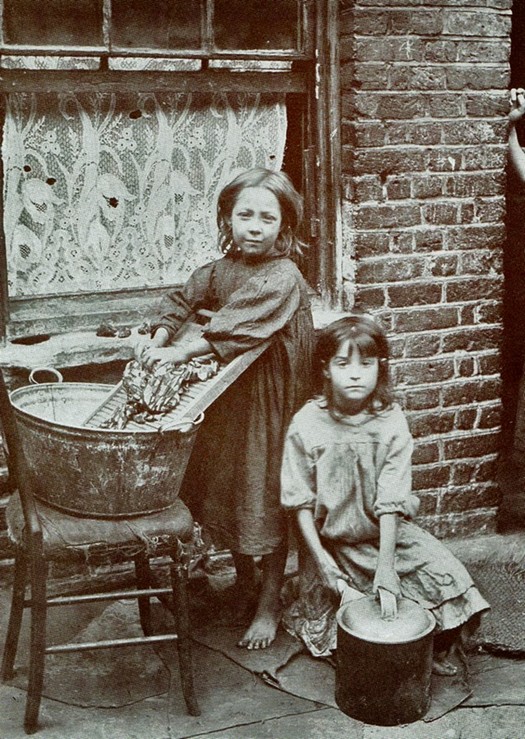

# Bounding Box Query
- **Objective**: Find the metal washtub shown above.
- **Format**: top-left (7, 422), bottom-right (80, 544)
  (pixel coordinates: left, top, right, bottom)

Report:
top-left (9, 382), bottom-right (202, 519)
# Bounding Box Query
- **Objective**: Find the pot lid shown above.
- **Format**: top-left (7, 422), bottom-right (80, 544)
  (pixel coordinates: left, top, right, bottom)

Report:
top-left (336, 595), bottom-right (435, 644)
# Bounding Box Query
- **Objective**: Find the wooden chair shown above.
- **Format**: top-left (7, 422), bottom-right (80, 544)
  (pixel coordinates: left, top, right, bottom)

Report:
top-left (0, 369), bottom-right (200, 734)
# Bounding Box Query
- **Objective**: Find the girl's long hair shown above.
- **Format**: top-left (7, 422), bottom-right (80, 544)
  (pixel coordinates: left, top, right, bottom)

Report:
top-left (315, 313), bottom-right (394, 412)
top-left (217, 168), bottom-right (304, 258)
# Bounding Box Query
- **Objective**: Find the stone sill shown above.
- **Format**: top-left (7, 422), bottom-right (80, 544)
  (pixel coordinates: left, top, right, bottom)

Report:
top-left (0, 305), bottom-right (346, 371)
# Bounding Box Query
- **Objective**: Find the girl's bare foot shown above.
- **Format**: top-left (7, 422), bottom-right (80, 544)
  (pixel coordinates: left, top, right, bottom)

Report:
top-left (235, 547), bottom-right (286, 650)
top-left (237, 606), bottom-right (281, 650)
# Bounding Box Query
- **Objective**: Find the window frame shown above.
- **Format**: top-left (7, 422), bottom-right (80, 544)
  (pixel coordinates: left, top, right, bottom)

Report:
top-left (0, 0), bottom-right (341, 343)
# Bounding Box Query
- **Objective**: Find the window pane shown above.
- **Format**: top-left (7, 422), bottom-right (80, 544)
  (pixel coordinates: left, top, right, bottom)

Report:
top-left (214, 0), bottom-right (299, 51)
top-left (112, 0), bottom-right (202, 50)
top-left (3, 0), bottom-right (103, 47)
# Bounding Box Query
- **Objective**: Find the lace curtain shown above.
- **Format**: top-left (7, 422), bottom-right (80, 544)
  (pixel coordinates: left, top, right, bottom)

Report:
top-left (3, 91), bottom-right (287, 297)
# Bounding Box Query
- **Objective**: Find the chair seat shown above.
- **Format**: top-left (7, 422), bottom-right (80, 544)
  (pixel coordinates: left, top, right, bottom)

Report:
top-left (6, 492), bottom-right (195, 562)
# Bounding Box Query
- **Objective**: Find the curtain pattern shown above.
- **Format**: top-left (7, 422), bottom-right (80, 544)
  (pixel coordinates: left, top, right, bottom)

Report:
top-left (3, 91), bottom-right (287, 297)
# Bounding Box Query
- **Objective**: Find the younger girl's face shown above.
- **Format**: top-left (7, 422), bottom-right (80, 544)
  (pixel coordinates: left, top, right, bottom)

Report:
top-left (324, 338), bottom-right (379, 414)
top-left (230, 186), bottom-right (282, 258)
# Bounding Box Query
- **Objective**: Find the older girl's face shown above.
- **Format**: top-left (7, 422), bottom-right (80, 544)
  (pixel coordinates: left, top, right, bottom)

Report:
top-left (323, 338), bottom-right (379, 414)
top-left (230, 186), bottom-right (282, 258)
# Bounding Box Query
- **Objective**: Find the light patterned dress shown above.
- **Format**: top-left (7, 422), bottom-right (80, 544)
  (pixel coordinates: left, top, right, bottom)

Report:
top-left (152, 251), bottom-right (315, 556)
top-left (280, 398), bottom-right (489, 657)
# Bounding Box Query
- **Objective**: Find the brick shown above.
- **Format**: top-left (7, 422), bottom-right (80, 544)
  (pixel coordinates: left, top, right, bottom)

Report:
top-left (478, 353), bottom-right (501, 376)
top-left (475, 302), bottom-right (503, 324)
top-left (354, 231), bottom-right (390, 257)
top-left (446, 66), bottom-right (511, 91)
top-left (394, 306), bottom-right (459, 332)
top-left (354, 287), bottom-right (386, 310)
top-left (389, 66), bottom-right (447, 91)
top-left (422, 202), bottom-right (462, 226)
top-left (413, 491), bottom-right (438, 516)
top-left (377, 94), bottom-right (426, 120)
top-left (441, 326), bottom-right (501, 353)
top-left (441, 378), bottom-right (501, 406)
top-left (431, 254), bottom-right (458, 277)
top-left (389, 9), bottom-right (444, 36)
top-left (458, 42), bottom-right (511, 64)
top-left (352, 175), bottom-right (384, 203)
top-left (353, 9), bottom-right (388, 35)
top-left (446, 278), bottom-right (503, 303)
top-left (357, 256), bottom-right (425, 283)
top-left (478, 404), bottom-right (502, 429)
top-left (396, 359), bottom-right (455, 386)
top-left (413, 464), bottom-right (452, 491)
top-left (341, 62), bottom-right (389, 91)
top-left (442, 120), bottom-right (504, 146)
top-left (443, 431), bottom-right (500, 459)
top-left (413, 440), bottom-right (440, 464)
top-left (460, 250), bottom-right (503, 276)
top-left (346, 147), bottom-right (427, 176)
top-left (459, 305), bottom-right (476, 325)
top-left (425, 93), bottom-right (465, 119)
top-left (445, 224), bottom-right (506, 250)
top-left (419, 509), bottom-right (497, 538)
top-left (388, 283), bottom-right (442, 309)
top-left (474, 198), bottom-right (506, 224)
top-left (355, 204), bottom-right (421, 230)
top-left (389, 231), bottom-right (414, 253)
top-left (450, 458), bottom-right (497, 485)
top-left (444, 172), bottom-right (505, 198)
top-left (465, 92), bottom-right (510, 117)
top-left (439, 484), bottom-right (501, 514)
top-left (405, 333), bottom-right (441, 357)
top-left (412, 175), bottom-right (445, 199)
top-left (404, 388), bottom-right (440, 411)
top-left (415, 229), bottom-right (445, 251)
top-left (455, 355), bottom-right (476, 377)
top-left (423, 39), bottom-right (458, 64)
top-left (346, 122), bottom-right (387, 148)
top-left (455, 407), bottom-right (478, 430)
top-left (409, 410), bottom-right (455, 438)
top-left (443, 11), bottom-right (511, 38)
top-left (386, 176), bottom-right (411, 200)
top-left (390, 121), bottom-right (445, 148)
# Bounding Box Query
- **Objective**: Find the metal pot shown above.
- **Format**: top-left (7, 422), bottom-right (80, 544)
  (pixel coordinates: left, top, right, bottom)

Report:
top-left (335, 591), bottom-right (436, 726)
top-left (10, 381), bottom-right (202, 518)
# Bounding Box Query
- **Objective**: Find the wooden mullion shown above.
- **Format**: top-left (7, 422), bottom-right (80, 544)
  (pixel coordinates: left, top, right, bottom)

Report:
top-left (0, 95), bottom-right (8, 345)
top-left (313, 0), bottom-right (341, 308)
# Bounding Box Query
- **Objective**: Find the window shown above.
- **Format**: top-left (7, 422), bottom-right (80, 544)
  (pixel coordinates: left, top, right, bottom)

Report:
top-left (0, 1), bottom-right (340, 342)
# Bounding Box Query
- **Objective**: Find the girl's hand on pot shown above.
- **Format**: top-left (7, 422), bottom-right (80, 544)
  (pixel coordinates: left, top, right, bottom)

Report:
top-left (373, 563), bottom-right (401, 599)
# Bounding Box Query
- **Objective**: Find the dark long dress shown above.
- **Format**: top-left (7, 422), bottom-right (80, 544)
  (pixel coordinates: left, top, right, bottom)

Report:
top-left (151, 252), bottom-right (315, 555)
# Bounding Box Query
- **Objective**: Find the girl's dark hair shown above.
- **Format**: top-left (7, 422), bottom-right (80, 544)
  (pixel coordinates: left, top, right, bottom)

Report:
top-left (217, 167), bottom-right (304, 258)
top-left (315, 313), bottom-right (394, 412)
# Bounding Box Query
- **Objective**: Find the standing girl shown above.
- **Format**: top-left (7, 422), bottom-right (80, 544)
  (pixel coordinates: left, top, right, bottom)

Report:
top-left (137, 168), bottom-right (315, 650)
top-left (281, 314), bottom-right (489, 673)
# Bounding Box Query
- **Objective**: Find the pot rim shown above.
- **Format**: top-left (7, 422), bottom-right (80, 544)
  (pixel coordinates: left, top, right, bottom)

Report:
top-left (10, 382), bottom-right (203, 436)
top-left (336, 598), bottom-right (436, 645)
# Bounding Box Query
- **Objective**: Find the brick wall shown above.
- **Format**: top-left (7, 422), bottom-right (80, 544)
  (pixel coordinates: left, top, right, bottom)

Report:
top-left (340, 0), bottom-right (512, 536)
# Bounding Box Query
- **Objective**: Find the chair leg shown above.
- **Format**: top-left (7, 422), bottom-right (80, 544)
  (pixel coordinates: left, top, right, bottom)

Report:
top-left (1, 549), bottom-right (27, 681)
top-left (24, 556), bottom-right (48, 735)
top-left (170, 559), bottom-right (200, 716)
top-left (134, 553), bottom-right (152, 636)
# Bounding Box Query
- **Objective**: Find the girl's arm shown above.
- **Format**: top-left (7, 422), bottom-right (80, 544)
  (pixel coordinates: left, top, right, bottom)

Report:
top-left (374, 512), bottom-right (401, 598)
top-left (295, 508), bottom-right (351, 596)
top-left (509, 87), bottom-right (525, 182)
